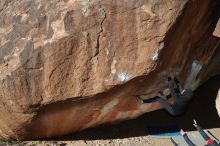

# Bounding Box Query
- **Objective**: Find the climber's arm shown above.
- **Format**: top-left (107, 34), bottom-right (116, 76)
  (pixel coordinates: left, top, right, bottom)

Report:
top-left (135, 95), bottom-right (161, 104)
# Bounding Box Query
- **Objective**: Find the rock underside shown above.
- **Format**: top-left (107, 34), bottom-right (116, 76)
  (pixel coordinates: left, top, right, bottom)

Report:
top-left (0, 0), bottom-right (220, 140)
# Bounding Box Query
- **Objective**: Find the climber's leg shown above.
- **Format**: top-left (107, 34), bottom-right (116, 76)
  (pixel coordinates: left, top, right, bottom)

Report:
top-left (157, 98), bottom-right (177, 115)
top-left (135, 95), bottom-right (161, 104)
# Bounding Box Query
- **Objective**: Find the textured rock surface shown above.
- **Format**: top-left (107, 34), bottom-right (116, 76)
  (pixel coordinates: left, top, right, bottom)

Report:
top-left (216, 90), bottom-right (220, 117)
top-left (213, 19), bottom-right (220, 37)
top-left (0, 0), bottom-right (220, 140)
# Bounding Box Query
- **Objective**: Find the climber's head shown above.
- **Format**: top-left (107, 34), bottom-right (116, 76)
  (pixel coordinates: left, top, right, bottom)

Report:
top-left (162, 88), bottom-right (170, 96)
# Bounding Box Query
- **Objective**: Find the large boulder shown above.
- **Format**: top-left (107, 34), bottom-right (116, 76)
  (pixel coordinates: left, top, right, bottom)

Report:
top-left (0, 0), bottom-right (219, 140)
top-left (216, 90), bottom-right (220, 117)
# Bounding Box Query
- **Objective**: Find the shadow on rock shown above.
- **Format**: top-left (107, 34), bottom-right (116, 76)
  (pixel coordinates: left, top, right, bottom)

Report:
top-left (54, 75), bottom-right (220, 141)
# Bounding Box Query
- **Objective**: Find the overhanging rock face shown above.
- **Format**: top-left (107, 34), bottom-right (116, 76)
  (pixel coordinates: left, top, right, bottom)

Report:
top-left (0, 0), bottom-right (220, 140)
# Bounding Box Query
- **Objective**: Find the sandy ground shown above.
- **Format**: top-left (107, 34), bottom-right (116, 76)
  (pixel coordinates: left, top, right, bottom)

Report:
top-left (1, 130), bottom-right (219, 146)
top-left (1, 76), bottom-right (220, 146)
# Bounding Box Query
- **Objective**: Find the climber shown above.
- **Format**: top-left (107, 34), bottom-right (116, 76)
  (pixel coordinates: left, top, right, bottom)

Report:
top-left (135, 76), bottom-right (193, 116)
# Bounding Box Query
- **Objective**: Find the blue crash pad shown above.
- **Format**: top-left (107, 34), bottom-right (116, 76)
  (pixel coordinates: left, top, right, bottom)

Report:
top-left (147, 125), bottom-right (181, 138)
